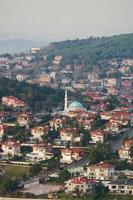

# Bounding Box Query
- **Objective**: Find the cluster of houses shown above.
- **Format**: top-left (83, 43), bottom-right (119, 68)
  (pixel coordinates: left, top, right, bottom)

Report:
top-left (65, 161), bottom-right (133, 196)
top-left (1, 49), bottom-right (133, 94)
top-left (2, 96), bottom-right (26, 108)
top-left (0, 55), bottom-right (133, 197)
top-left (0, 92), bottom-right (133, 165)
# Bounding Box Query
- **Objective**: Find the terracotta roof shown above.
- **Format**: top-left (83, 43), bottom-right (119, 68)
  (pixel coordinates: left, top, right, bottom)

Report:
top-left (61, 148), bottom-right (83, 153)
top-left (70, 177), bottom-right (96, 184)
top-left (89, 162), bottom-right (114, 169)
top-left (2, 140), bottom-right (21, 147)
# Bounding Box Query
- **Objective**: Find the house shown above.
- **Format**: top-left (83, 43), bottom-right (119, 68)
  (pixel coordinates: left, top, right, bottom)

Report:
top-left (112, 111), bottom-right (130, 121)
top-left (110, 118), bottom-right (129, 126)
top-left (0, 124), bottom-right (8, 141)
top-left (90, 130), bottom-right (107, 144)
top-left (108, 179), bottom-right (133, 195)
top-left (17, 113), bottom-right (33, 126)
top-left (49, 118), bottom-right (64, 130)
top-left (86, 162), bottom-right (115, 181)
top-left (84, 92), bottom-right (102, 100)
top-left (90, 102), bottom-right (107, 111)
top-left (87, 72), bottom-right (99, 83)
top-left (107, 87), bottom-right (118, 95)
top-left (123, 139), bottom-right (133, 147)
top-left (0, 112), bottom-right (8, 123)
top-left (65, 177), bottom-right (96, 194)
top-left (77, 112), bottom-right (96, 130)
top-left (31, 125), bottom-right (49, 141)
top-left (53, 55), bottom-right (62, 65)
top-left (105, 78), bottom-right (117, 87)
top-left (78, 120), bottom-right (92, 130)
top-left (60, 128), bottom-right (82, 143)
top-left (60, 148), bottom-right (84, 164)
top-left (100, 112), bottom-right (113, 120)
top-left (26, 143), bottom-right (53, 162)
top-left (37, 74), bottom-right (51, 86)
top-left (104, 121), bottom-right (122, 133)
top-left (1, 140), bottom-right (21, 156)
top-left (16, 74), bottom-right (27, 82)
top-left (118, 146), bottom-right (131, 161)
top-left (2, 96), bottom-right (26, 108)
top-left (119, 66), bottom-right (129, 74)
top-left (118, 139), bottom-right (133, 161)
top-left (73, 83), bottom-right (85, 90)
top-left (121, 79), bottom-right (132, 88)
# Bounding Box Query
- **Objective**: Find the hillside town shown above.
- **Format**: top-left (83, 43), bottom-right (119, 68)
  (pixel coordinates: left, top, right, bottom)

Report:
top-left (0, 47), bottom-right (133, 199)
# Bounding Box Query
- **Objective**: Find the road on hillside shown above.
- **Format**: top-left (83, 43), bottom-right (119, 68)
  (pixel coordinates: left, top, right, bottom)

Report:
top-left (110, 128), bottom-right (133, 152)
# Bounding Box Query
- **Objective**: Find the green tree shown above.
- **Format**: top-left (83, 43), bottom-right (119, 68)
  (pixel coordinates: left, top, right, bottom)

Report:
top-left (130, 146), bottom-right (133, 158)
top-left (59, 169), bottom-right (71, 183)
top-left (89, 143), bottom-right (114, 163)
top-left (29, 163), bottom-right (42, 176)
top-left (93, 182), bottom-right (108, 200)
top-left (0, 179), bottom-right (18, 193)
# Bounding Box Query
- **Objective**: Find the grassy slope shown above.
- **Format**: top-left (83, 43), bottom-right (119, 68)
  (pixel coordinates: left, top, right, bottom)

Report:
top-left (0, 164), bottom-right (29, 179)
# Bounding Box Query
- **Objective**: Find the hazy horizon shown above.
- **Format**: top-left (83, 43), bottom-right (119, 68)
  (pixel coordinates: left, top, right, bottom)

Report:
top-left (0, 0), bottom-right (133, 41)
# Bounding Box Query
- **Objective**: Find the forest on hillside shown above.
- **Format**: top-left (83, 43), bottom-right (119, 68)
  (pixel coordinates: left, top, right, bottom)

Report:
top-left (0, 78), bottom-right (64, 113)
top-left (43, 33), bottom-right (133, 65)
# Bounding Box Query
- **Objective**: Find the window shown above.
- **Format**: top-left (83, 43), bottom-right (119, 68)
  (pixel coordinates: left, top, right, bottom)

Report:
top-left (120, 185), bottom-right (125, 189)
top-left (112, 185), bottom-right (116, 189)
top-left (120, 190), bottom-right (125, 194)
top-left (129, 191), bottom-right (132, 194)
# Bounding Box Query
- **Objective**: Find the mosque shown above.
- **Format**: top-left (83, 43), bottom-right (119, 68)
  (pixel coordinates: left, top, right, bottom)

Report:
top-left (61, 89), bottom-right (87, 116)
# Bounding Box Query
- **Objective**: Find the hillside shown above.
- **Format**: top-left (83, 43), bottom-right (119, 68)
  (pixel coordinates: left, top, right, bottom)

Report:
top-left (0, 78), bottom-right (64, 113)
top-left (44, 33), bottom-right (133, 65)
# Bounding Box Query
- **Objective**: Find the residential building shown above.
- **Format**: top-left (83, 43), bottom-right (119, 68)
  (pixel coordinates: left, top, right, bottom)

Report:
top-left (118, 139), bottom-right (133, 161)
top-left (49, 118), bottom-right (64, 130)
top-left (90, 130), bottom-right (107, 144)
top-left (17, 113), bottom-right (33, 126)
top-left (0, 112), bottom-right (8, 123)
top-left (108, 179), bottom-right (133, 195)
top-left (65, 177), bottom-right (96, 194)
top-left (86, 162), bottom-right (115, 180)
top-left (104, 121), bottom-right (122, 133)
top-left (31, 125), bottom-right (49, 141)
top-left (0, 124), bottom-right (8, 141)
top-left (60, 128), bottom-right (82, 143)
top-left (2, 96), bottom-right (26, 107)
top-left (1, 140), bottom-right (21, 156)
top-left (60, 148), bottom-right (84, 164)
top-left (26, 143), bottom-right (53, 162)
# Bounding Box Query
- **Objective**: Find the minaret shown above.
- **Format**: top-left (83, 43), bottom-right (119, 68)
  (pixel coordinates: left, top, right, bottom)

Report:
top-left (64, 89), bottom-right (68, 112)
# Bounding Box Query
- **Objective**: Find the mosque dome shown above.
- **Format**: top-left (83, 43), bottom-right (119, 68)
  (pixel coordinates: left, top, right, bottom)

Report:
top-left (68, 101), bottom-right (86, 111)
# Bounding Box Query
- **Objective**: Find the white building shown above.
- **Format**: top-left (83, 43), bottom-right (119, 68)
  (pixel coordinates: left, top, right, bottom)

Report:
top-left (108, 179), bottom-right (133, 195)
top-left (90, 130), bottom-right (107, 144)
top-left (60, 148), bottom-right (84, 164)
top-left (118, 139), bottom-right (133, 161)
top-left (60, 128), bottom-right (82, 143)
top-left (49, 118), bottom-right (64, 130)
top-left (1, 140), bottom-right (21, 156)
top-left (65, 177), bottom-right (96, 194)
top-left (2, 96), bottom-right (26, 107)
top-left (26, 144), bottom-right (53, 162)
top-left (0, 124), bottom-right (7, 141)
top-left (31, 126), bottom-right (49, 141)
top-left (86, 162), bottom-right (115, 181)
top-left (17, 113), bottom-right (33, 126)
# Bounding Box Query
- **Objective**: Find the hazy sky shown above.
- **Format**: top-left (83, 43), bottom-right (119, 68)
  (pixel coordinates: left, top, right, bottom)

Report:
top-left (0, 0), bottom-right (133, 41)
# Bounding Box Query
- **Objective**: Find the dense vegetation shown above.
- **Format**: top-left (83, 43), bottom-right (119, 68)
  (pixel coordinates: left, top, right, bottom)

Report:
top-left (44, 33), bottom-right (133, 65)
top-left (0, 77), bottom-right (64, 113)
